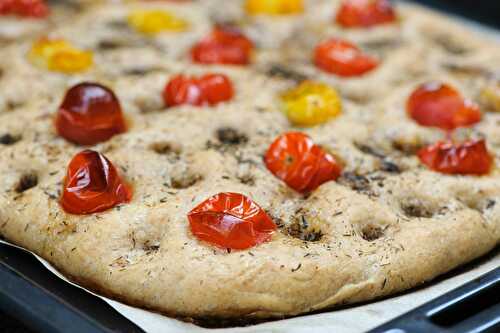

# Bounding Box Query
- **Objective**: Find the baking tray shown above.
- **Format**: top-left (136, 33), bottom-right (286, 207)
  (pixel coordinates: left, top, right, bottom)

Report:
top-left (1, 1), bottom-right (499, 332)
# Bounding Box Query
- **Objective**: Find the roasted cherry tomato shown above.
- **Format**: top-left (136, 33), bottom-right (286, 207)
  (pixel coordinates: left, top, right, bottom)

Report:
top-left (314, 38), bottom-right (378, 77)
top-left (0, 0), bottom-right (49, 18)
top-left (55, 82), bottom-right (127, 145)
top-left (281, 81), bottom-right (342, 126)
top-left (335, 0), bottom-right (396, 28)
top-left (418, 139), bottom-right (493, 175)
top-left (264, 132), bottom-right (342, 193)
top-left (163, 73), bottom-right (234, 107)
top-left (188, 192), bottom-right (276, 250)
top-left (28, 38), bottom-right (93, 73)
top-left (407, 82), bottom-right (481, 131)
top-left (60, 150), bottom-right (132, 214)
top-left (245, 0), bottom-right (303, 15)
top-left (191, 26), bottom-right (254, 65)
top-left (127, 9), bottom-right (189, 35)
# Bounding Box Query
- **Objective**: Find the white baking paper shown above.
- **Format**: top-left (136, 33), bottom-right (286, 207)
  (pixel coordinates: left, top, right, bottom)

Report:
top-left (1, 239), bottom-right (498, 333)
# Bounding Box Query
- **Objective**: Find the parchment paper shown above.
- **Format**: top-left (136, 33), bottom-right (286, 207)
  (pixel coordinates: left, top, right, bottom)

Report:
top-left (1, 239), bottom-right (498, 333)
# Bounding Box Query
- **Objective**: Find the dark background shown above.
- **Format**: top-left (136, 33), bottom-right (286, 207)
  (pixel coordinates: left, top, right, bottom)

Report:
top-left (1, 0), bottom-right (499, 332)
top-left (416, 0), bottom-right (500, 28)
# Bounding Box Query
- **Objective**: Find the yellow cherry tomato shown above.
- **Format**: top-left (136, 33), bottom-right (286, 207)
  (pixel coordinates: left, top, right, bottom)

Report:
top-left (128, 10), bottom-right (189, 35)
top-left (281, 81), bottom-right (342, 126)
top-left (28, 38), bottom-right (93, 73)
top-left (245, 0), bottom-right (304, 15)
top-left (480, 82), bottom-right (500, 112)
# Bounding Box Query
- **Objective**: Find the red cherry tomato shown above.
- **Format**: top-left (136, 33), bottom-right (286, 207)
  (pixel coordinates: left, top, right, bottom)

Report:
top-left (60, 150), bottom-right (132, 214)
top-left (264, 132), bottom-right (342, 193)
top-left (314, 38), bottom-right (378, 77)
top-left (190, 26), bottom-right (254, 65)
top-left (335, 0), bottom-right (396, 28)
top-left (163, 73), bottom-right (234, 107)
top-left (407, 82), bottom-right (482, 131)
top-left (55, 82), bottom-right (127, 146)
top-left (188, 192), bottom-right (276, 250)
top-left (418, 139), bottom-right (493, 175)
top-left (0, 0), bottom-right (49, 18)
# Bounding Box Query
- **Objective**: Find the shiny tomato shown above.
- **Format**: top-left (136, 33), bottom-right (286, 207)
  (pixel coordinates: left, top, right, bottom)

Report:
top-left (418, 139), bottom-right (493, 175)
top-left (0, 0), bottom-right (49, 18)
top-left (281, 81), bottom-right (342, 126)
top-left (55, 82), bottom-right (127, 145)
top-left (314, 38), bottom-right (378, 77)
top-left (245, 0), bottom-right (304, 15)
top-left (264, 132), bottom-right (342, 193)
top-left (407, 82), bottom-right (481, 131)
top-left (190, 26), bottom-right (254, 65)
top-left (335, 0), bottom-right (396, 28)
top-left (60, 150), bottom-right (132, 214)
top-left (163, 73), bottom-right (234, 107)
top-left (188, 192), bottom-right (276, 250)
top-left (28, 38), bottom-right (93, 73)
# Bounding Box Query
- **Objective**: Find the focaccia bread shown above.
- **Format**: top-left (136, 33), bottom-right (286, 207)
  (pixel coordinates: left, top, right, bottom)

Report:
top-left (0, 0), bottom-right (499, 321)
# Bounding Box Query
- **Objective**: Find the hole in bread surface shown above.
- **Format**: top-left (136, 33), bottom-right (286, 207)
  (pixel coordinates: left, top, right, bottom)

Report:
top-left (171, 173), bottom-right (202, 189)
top-left (286, 215), bottom-right (324, 242)
top-left (15, 172), bottom-right (38, 193)
top-left (216, 127), bottom-right (248, 145)
top-left (150, 141), bottom-right (182, 156)
top-left (400, 198), bottom-right (444, 218)
top-left (0, 133), bottom-right (21, 145)
top-left (360, 224), bottom-right (384, 241)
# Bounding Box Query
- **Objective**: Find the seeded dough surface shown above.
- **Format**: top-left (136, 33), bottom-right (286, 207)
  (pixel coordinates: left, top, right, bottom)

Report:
top-left (0, 1), bottom-right (499, 319)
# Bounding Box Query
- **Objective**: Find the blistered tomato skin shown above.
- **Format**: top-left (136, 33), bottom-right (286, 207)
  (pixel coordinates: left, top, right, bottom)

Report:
top-left (281, 81), bottom-right (342, 126)
top-left (55, 82), bottom-right (127, 145)
top-left (335, 0), bottom-right (396, 28)
top-left (191, 26), bottom-right (254, 65)
top-left (60, 150), bottom-right (132, 215)
top-left (0, 0), bottom-right (49, 18)
top-left (163, 73), bottom-right (234, 107)
top-left (418, 140), bottom-right (493, 175)
top-left (264, 132), bottom-right (342, 193)
top-left (188, 192), bottom-right (277, 250)
top-left (407, 82), bottom-right (482, 131)
top-left (245, 0), bottom-right (304, 15)
top-left (314, 38), bottom-right (378, 77)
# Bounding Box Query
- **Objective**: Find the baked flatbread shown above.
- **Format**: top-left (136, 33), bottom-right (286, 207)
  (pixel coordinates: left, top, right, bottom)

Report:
top-left (0, 0), bottom-right (499, 320)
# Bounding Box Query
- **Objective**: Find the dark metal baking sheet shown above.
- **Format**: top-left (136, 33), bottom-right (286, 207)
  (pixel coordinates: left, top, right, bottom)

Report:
top-left (0, 242), bottom-right (143, 333)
